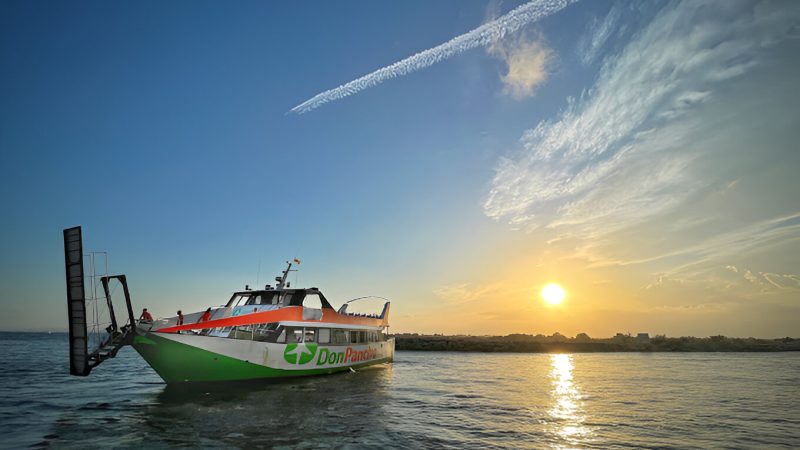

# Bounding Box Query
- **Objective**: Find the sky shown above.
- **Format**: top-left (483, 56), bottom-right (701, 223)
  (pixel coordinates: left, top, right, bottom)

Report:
top-left (1, 0), bottom-right (798, 337)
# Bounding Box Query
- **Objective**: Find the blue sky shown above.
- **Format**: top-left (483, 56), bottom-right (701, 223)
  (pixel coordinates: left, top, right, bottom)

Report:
top-left (1, 0), bottom-right (798, 336)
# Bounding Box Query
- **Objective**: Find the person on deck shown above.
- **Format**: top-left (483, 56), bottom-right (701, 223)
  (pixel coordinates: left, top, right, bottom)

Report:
top-left (198, 307), bottom-right (212, 323)
top-left (140, 308), bottom-right (153, 322)
top-left (176, 310), bottom-right (184, 326)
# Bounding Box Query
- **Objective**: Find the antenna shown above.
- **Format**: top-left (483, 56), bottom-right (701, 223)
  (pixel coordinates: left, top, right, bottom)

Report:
top-left (276, 258), bottom-right (301, 290)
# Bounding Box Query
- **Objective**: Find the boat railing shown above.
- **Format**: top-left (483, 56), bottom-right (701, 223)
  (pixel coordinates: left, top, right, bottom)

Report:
top-left (337, 296), bottom-right (390, 318)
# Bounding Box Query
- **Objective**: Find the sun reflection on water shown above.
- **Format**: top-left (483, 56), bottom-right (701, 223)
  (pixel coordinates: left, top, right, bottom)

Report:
top-left (549, 354), bottom-right (590, 446)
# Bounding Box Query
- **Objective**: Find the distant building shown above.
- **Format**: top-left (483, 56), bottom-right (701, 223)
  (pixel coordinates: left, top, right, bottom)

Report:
top-left (637, 333), bottom-right (650, 343)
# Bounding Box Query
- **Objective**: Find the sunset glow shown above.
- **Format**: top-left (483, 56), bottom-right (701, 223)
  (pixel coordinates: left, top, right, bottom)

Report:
top-left (0, 0), bottom-right (798, 340)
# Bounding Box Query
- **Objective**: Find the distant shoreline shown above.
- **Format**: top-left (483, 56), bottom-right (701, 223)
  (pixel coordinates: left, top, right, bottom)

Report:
top-left (394, 334), bottom-right (800, 352)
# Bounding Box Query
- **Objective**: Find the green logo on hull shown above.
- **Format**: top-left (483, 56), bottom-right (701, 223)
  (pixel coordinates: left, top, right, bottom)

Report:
top-left (283, 343), bottom-right (318, 365)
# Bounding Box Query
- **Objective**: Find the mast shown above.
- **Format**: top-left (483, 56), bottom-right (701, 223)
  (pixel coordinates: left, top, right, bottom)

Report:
top-left (276, 261), bottom-right (293, 289)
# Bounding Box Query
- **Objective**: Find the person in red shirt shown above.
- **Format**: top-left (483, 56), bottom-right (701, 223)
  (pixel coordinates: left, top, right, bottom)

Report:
top-left (140, 308), bottom-right (153, 322)
top-left (198, 307), bottom-right (212, 323)
top-left (176, 310), bottom-right (184, 326)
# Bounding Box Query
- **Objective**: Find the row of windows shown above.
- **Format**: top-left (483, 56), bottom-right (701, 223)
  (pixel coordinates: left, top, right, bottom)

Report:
top-left (228, 293), bottom-right (281, 307)
top-left (282, 327), bottom-right (383, 344)
top-left (226, 292), bottom-right (323, 309)
top-left (213, 324), bottom-right (384, 344)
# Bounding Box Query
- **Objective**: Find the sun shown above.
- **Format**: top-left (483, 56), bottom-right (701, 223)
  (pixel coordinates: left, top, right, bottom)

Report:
top-left (541, 283), bottom-right (566, 305)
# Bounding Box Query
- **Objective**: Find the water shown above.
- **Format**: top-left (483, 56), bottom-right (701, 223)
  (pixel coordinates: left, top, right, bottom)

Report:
top-left (1, 333), bottom-right (798, 449)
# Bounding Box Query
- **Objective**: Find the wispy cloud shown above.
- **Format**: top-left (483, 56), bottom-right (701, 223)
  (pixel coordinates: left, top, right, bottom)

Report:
top-left (576, 3), bottom-right (622, 66)
top-left (762, 273), bottom-right (794, 289)
top-left (651, 263), bottom-right (800, 299)
top-left (434, 281), bottom-right (524, 305)
top-left (484, 0), bottom-right (800, 236)
top-left (651, 302), bottom-right (731, 314)
top-left (290, 0), bottom-right (576, 114)
top-left (640, 211), bottom-right (800, 299)
top-left (586, 212), bottom-right (800, 270)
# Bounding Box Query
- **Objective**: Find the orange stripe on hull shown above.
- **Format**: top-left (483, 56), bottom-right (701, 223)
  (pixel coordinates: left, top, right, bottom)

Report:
top-left (155, 306), bottom-right (388, 333)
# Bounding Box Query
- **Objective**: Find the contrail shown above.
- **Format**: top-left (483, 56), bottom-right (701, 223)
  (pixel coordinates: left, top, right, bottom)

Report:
top-left (290, 0), bottom-right (576, 114)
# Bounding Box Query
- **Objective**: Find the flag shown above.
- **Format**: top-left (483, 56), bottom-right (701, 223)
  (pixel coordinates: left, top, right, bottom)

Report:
top-left (293, 258), bottom-right (301, 265)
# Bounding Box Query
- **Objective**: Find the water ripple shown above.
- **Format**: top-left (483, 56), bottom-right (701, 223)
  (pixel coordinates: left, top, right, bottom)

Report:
top-left (1, 333), bottom-right (799, 449)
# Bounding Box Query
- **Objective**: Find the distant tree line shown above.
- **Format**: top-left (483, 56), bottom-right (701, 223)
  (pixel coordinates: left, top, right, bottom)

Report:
top-left (392, 333), bottom-right (800, 352)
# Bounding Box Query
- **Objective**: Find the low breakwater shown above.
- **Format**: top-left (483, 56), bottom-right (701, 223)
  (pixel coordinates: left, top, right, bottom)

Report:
top-left (394, 334), bottom-right (800, 352)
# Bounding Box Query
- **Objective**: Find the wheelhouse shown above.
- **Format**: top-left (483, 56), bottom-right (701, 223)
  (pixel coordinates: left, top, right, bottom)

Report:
top-left (158, 283), bottom-right (391, 346)
top-left (224, 287), bottom-right (335, 310)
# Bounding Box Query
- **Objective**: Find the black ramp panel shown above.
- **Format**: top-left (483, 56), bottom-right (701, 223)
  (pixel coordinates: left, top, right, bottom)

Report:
top-left (64, 226), bottom-right (89, 376)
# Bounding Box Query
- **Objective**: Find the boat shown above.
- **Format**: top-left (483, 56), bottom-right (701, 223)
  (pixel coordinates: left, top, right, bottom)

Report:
top-left (63, 226), bottom-right (394, 383)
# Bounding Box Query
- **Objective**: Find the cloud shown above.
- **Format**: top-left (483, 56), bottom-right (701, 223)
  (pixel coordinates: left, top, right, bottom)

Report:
top-left (722, 264), bottom-right (799, 292)
top-left (488, 34), bottom-right (552, 99)
top-left (651, 263), bottom-right (800, 300)
top-left (743, 269), bottom-right (761, 286)
top-left (642, 213), bottom-right (800, 297)
top-left (651, 303), bottom-right (731, 314)
top-left (433, 282), bottom-right (502, 305)
top-left (484, 0), bottom-right (800, 236)
top-left (656, 212), bottom-right (800, 274)
top-left (289, 0), bottom-right (577, 114)
top-left (576, 3), bottom-right (622, 66)
top-left (433, 281), bottom-right (528, 305)
top-left (581, 211), bottom-right (800, 279)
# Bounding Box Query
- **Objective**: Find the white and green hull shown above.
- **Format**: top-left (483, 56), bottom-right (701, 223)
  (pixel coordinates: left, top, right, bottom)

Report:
top-left (132, 332), bottom-right (395, 384)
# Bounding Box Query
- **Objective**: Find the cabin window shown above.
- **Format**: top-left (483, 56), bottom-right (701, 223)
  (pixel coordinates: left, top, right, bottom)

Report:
top-left (253, 323), bottom-right (280, 342)
top-left (284, 327), bottom-right (316, 343)
top-left (318, 328), bottom-right (330, 344)
top-left (286, 328), bottom-right (304, 343)
top-left (232, 326), bottom-right (254, 340)
top-left (208, 326), bottom-right (233, 338)
top-left (332, 329), bottom-right (348, 345)
top-left (259, 322), bottom-right (279, 332)
top-left (253, 292), bottom-right (279, 305)
top-left (303, 293), bottom-right (322, 309)
top-left (226, 294), bottom-right (251, 307)
top-left (286, 291), bottom-right (307, 307)
top-left (233, 295), bottom-right (250, 307)
top-left (352, 331), bottom-right (365, 343)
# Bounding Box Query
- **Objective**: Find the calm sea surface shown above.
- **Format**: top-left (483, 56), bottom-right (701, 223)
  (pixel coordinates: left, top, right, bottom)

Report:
top-left (1, 332), bottom-right (798, 449)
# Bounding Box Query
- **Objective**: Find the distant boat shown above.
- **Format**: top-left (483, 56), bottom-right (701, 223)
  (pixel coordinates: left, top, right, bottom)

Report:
top-left (63, 226), bottom-right (394, 383)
